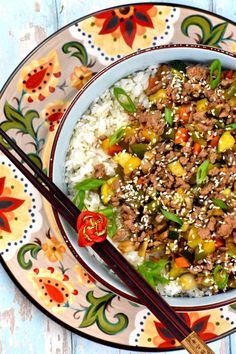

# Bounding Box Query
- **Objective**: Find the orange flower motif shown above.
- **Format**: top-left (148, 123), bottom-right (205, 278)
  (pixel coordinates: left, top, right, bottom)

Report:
top-left (18, 50), bottom-right (61, 103)
top-left (70, 65), bottom-right (93, 89)
top-left (42, 233), bottom-right (66, 262)
top-left (28, 267), bottom-right (78, 312)
top-left (74, 263), bottom-right (95, 288)
top-left (41, 100), bottom-right (68, 132)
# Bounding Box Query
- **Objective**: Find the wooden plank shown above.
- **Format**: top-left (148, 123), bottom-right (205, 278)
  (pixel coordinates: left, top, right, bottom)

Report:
top-left (0, 0), bottom-right (57, 88)
top-left (0, 0), bottom-right (235, 354)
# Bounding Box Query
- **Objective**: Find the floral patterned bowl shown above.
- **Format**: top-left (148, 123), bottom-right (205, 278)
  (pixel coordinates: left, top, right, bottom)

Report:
top-left (50, 44), bottom-right (236, 310)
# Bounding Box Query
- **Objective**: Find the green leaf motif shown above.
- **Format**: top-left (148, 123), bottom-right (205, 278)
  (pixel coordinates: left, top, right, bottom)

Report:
top-left (27, 153), bottom-right (43, 170)
top-left (79, 291), bottom-right (128, 334)
top-left (181, 15), bottom-right (228, 48)
top-left (17, 243), bottom-right (42, 269)
top-left (62, 41), bottom-right (88, 66)
top-left (0, 101), bottom-right (40, 147)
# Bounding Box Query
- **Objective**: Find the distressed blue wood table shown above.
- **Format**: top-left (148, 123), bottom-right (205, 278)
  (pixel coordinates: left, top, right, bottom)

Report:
top-left (0, 0), bottom-right (235, 353)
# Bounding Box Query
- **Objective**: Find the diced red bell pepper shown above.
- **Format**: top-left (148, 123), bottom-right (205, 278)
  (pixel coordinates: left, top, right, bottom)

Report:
top-left (175, 127), bottom-right (189, 144)
top-left (224, 70), bottom-right (234, 80)
top-left (179, 105), bottom-right (191, 123)
top-left (210, 135), bottom-right (219, 148)
top-left (107, 143), bottom-right (122, 156)
top-left (193, 142), bottom-right (202, 155)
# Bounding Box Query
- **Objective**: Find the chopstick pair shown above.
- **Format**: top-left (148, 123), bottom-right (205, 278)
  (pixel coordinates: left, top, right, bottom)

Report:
top-left (0, 127), bottom-right (214, 354)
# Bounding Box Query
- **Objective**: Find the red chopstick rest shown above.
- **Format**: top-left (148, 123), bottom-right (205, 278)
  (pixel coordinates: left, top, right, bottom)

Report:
top-left (77, 211), bottom-right (108, 247)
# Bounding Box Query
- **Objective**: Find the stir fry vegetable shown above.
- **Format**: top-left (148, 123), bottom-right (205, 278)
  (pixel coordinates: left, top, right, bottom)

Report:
top-left (210, 59), bottom-right (221, 89)
top-left (113, 87), bottom-right (136, 113)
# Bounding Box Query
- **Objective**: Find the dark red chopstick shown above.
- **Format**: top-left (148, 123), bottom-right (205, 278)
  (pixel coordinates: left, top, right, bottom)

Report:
top-left (0, 128), bottom-right (215, 354)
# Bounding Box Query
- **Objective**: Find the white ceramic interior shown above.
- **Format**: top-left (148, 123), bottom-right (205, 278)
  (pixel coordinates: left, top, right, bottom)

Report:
top-left (51, 45), bottom-right (236, 309)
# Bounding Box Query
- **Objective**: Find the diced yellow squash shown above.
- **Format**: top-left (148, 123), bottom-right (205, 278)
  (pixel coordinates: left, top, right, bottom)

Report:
top-left (140, 129), bottom-right (157, 143)
top-left (124, 126), bottom-right (136, 137)
top-left (123, 156), bottom-right (141, 174)
top-left (218, 131), bottom-right (235, 153)
top-left (101, 176), bottom-right (118, 204)
top-left (168, 160), bottom-right (186, 177)
top-left (202, 240), bottom-right (216, 254)
top-left (149, 89), bottom-right (167, 102)
top-left (229, 96), bottom-right (236, 107)
top-left (101, 138), bottom-right (110, 152)
top-left (113, 152), bottom-right (141, 174)
top-left (196, 98), bottom-right (209, 112)
top-left (169, 261), bottom-right (187, 279)
top-left (171, 68), bottom-right (186, 81)
top-left (181, 223), bottom-right (190, 232)
top-left (138, 238), bottom-right (149, 257)
top-left (221, 188), bottom-right (231, 198)
top-left (187, 227), bottom-right (202, 249)
top-left (113, 152), bottom-right (132, 167)
top-left (178, 273), bottom-right (197, 291)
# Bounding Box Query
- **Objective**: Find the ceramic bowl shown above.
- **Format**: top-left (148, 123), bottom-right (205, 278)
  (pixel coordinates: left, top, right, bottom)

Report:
top-left (50, 44), bottom-right (236, 310)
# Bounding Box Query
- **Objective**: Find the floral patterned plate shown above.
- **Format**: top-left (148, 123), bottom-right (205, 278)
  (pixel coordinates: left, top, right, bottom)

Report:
top-left (0, 3), bottom-right (235, 351)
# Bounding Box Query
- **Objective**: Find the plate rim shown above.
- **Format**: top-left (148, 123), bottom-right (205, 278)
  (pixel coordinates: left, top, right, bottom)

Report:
top-left (0, 2), bottom-right (236, 350)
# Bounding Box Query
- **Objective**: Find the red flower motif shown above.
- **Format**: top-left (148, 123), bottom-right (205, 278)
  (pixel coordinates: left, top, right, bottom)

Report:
top-left (154, 313), bottom-right (217, 348)
top-left (77, 211), bottom-right (107, 247)
top-left (95, 5), bottom-right (155, 48)
top-left (0, 177), bottom-right (25, 233)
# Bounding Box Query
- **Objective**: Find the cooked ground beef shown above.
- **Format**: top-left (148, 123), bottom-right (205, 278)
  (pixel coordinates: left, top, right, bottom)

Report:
top-left (92, 62), bottom-right (236, 294)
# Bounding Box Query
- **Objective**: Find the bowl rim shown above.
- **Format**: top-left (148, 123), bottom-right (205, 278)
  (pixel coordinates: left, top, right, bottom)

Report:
top-left (49, 43), bottom-right (236, 311)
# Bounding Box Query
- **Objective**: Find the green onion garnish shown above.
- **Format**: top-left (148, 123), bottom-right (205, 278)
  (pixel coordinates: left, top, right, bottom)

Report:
top-left (225, 123), bottom-right (236, 131)
top-left (161, 208), bottom-right (183, 225)
top-left (74, 178), bottom-right (106, 190)
top-left (109, 126), bottom-right (126, 146)
top-left (213, 265), bottom-right (228, 290)
top-left (210, 59), bottom-right (222, 89)
top-left (113, 87), bottom-right (136, 113)
top-left (164, 107), bottom-right (173, 127)
top-left (212, 198), bottom-right (229, 210)
top-left (73, 190), bottom-right (86, 211)
top-left (196, 160), bottom-right (209, 185)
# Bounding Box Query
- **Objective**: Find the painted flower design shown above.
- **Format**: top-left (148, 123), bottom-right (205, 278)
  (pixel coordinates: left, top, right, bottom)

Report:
top-left (18, 50), bottom-right (61, 103)
top-left (41, 229), bottom-right (66, 262)
top-left (41, 100), bottom-right (68, 131)
top-left (153, 313), bottom-right (216, 348)
top-left (71, 6), bottom-right (179, 60)
top-left (70, 65), bottom-right (93, 90)
top-left (28, 267), bottom-right (78, 313)
top-left (0, 177), bottom-right (24, 233)
top-left (74, 263), bottom-right (95, 288)
top-left (95, 5), bottom-right (156, 48)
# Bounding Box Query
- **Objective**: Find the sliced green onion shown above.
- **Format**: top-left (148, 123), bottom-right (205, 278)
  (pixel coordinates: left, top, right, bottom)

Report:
top-left (74, 178), bottom-right (106, 191)
top-left (73, 190), bottom-right (86, 211)
top-left (138, 260), bottom-right (169, 287)
top-left (161, 208), bottom-right (183, 226)
top-left (164, 107), bottom-right (173, 127)
top-left (225, 123), bottom-right (236, 131)
top-left (94, 205), bottom-right (114, 217)
top-left (113, 87), bottom-right (136, 113)
top-left (196, 160), bottom-right (209, 185)
top-left (212, 198), bottom-right (229, 210)
top-left (109, 126), bottom-right (126, 146)
top-left (210, 59), bottom-right (222, 89)
top-left (213, 265), bottom-right (228, 290)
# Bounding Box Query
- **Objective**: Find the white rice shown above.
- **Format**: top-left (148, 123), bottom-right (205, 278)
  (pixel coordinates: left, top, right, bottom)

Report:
top-left (65, 67), bottom-right (153, 195)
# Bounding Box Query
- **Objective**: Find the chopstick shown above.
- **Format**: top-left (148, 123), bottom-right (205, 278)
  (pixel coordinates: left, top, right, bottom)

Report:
top-left (0, 128), bottom-right (215, 354)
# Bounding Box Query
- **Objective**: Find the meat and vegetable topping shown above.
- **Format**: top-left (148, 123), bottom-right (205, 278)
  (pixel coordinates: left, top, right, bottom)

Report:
top-left (73, 60), bottom-right (236, 295)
